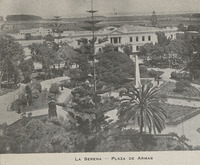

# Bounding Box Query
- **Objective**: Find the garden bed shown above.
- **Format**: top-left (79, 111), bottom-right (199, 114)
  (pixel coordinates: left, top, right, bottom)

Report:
top-left (11, 90), bottom-right (49, 113)
top-left (161, 103), bottom-right (199, 125)
top-left (0, 86), bottom-right (19, 96)
top-left (159, 82), bottom-right (200, 98)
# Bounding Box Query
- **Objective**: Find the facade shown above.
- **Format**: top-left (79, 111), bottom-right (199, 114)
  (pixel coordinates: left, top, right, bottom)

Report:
top-left (19, 27), bottom-right (53, 36)
top-left (60, 24), bottom-right (178, 53)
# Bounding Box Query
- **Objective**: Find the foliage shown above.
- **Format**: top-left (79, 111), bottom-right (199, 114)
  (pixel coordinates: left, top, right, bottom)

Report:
top-left (170, 71), bottom-right (190, 80)
top-left (102, 44), bottom-right (116, 53)
top-left (29, 42), bottom-right (56, 79)
top-left (160, 81), bottom-right (200, 97)
top-left (148, 69), bottom-right (163, 78)
top-left (97, 51), bottom-right (135, 85)
top-left (19, 59), bottom-right (35, 83)
top-left (30, 81), bottom-right (42, 93)
top-left (0, 35), bottom-right (24, 88)
top-left (118, 84), bottom-right (167, 134)
top-left (121, 44), bottom-right (133, 56)
top-left (139, 32), bottom-right (192, 68)
top-left (174, 79), bottom-right (191, 93)
top-left (139, 65), bottom-right (148, 74)
top-left (44, 34), bottom-right (54, 42)
top-left (25, 85), bottom-right (33, 106)
top-left (187, 53), bottom-right (200, 80)
top-left (2, 118), bottom-right (88, 153)
top-left (49, 83), bottom-right (60, 95)
top-left (94, 128), bottom-right (188, 152)
top-left (24, 33), bottom-right (33, 40)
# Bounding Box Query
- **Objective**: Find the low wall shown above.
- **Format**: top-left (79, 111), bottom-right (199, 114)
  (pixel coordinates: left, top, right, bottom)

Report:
top-left (166, 109), bottom-right (200, 126)
top-left (167, 95), bottom-right (200, 101)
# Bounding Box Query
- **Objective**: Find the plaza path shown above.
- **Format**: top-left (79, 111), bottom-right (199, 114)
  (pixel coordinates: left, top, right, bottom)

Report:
top-left (0, 76), bottom-right (70, 125)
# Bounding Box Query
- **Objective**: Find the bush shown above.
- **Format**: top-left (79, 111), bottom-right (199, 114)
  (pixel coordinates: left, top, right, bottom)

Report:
top-left (62, 80), bottom-right (76, 89)
top-left (31, 82), bottom-right (42, 93)
top-left (171, 72), bottom-right (177, 79)
top-left (139, 65), bottom-right (148, 74)
top-left (149, 69), bottom-right (163, 78)
top-left (49, 83), bottom-right (60, 95)
top-left (174, 79), bottom-right (191, 93)
top-left (171, 71), bottom-right (191, 80)
top-left (32, 89), bottom-right (40, 99)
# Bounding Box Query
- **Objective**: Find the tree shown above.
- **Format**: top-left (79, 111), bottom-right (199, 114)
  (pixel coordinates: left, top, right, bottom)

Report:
top-left (102, 44), bottom-right (115, 53)
top-left (118, 84), bottom-right (167, 135)
top-left (187, 53), bottom-right (200, 80)
top-left (97, 51), bottom-right (135, 85)
top-left (151, 11), bottom-right (158, 27)
top-left (121, 44), bottom-right (133, 56)
top-left (25, 33), bottom-right (32, 40)
top-left (19, 59), bottom-right (35, 83)
top-left (29, 43), bottom-right (56, 79)
top-left (44, 34), bottom-right (54, 42)
top-left (178, 24), bottom-right (186, 31)
top-left (138, 43), bottom-right (154, 61)
top-left (0, 35), bottom-right (24, 89)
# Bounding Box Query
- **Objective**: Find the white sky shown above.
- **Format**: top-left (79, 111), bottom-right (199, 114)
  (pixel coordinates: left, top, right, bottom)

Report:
top-left (0, 0), bottom-right (200, 18)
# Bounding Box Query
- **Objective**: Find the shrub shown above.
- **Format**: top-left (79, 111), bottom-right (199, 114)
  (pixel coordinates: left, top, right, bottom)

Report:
top-left (171, 72), bottom-right (177, 79)
top-left (32, 89), bottom-right (40, 99)
top-left (174, 79), bottom-right (191, 93)
top-left (49, 83), bottom-right (60, 95)
top-left (62, 80), bottom-right (76, 89)
top-left (149, 69), bottom-right (158, 78)
top-left (171, 71), bottom-right (191, 80)
top-left (139, 65), bottom-right (148, 74)
top-left (31, 82), bottom-right (42, 93)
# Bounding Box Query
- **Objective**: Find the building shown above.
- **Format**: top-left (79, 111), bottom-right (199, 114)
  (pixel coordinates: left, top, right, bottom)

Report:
top-left (60, 24), bottom-right (178, 54)
top-left (185, 31), bottom-right (200, 41)
top-left (19, 27), bottom-right (53, 37)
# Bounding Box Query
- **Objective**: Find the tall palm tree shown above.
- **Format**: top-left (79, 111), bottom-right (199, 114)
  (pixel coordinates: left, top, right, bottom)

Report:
top-left (117, 83), bottom-right (166, 135)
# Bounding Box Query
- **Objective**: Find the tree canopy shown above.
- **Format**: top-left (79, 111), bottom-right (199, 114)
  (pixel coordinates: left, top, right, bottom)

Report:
top-left (0, 35), bottom-right (24, 87)
top-left (97, 51), bottom-right (135, 85)
top-left (29, 42), bottom-right (57, 79)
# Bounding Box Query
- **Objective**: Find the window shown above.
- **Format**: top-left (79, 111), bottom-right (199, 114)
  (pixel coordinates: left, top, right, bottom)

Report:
top-left (130, 37), bottom-right (133, 42)
top-left (110, 38), bottom-right (113, 43)
top-left (136, 46), bottom-right (140, 51)
top-left (142, 36), bottom-right (145, 41)
top-left (171, 35), bottom-right (173, 39)
top-left (110, 37), bottom-right (121, 44)
top-left (119, 37), bottom-right (121, 43)
top-left (148, 36), bottom-right (151, 41)
top-left (114, 38), bottom-right (118, 44)
top-left (136, 36), bottom-right (139, 42)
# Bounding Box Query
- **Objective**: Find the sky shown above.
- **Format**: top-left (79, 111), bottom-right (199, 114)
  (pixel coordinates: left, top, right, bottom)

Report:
top-left (0, 0), bottom-right (200, 18)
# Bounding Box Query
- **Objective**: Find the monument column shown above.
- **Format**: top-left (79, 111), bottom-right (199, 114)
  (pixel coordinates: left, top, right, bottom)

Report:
top-left (134, 55), bottom-right (141, 88)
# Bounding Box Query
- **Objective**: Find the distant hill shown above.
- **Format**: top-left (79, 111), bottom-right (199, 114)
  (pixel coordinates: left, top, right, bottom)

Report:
top-left (6, 14), bottom-right (42, 21)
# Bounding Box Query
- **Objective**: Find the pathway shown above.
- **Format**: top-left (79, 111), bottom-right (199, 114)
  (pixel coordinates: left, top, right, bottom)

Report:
top-left (0, 76), bottom-right (70, 125)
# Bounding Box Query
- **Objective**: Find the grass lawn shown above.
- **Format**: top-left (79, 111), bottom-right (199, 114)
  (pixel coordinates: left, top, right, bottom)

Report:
top-left (21, 90), bottom-right (49, 112)
top-left (161, 103), bottom-right (197, 122)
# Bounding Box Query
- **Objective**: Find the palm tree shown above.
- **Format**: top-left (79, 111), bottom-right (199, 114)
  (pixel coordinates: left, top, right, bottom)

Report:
top-left (117, 83), bottom-right (166, 135)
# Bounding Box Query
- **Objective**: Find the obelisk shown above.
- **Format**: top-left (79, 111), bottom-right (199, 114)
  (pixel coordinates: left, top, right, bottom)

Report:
top-left (134, 55), bottom-right (141, 88)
